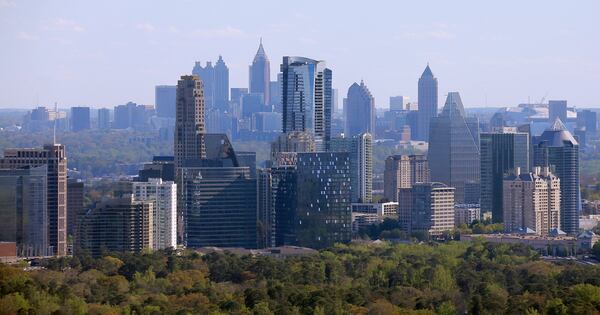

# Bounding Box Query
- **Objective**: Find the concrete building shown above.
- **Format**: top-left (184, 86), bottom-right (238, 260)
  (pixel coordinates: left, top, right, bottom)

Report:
top-left (398, 182), bottom-right (455, 237)
top-left (249, 39), bottom-right (270, 106)
top-left (345, 80), bottom-right (375, 137)
top-left (503, 167), bottom-right (561, 235)
top-left (383, 154), bottom-right (429, 201)
top-left (70, 107), bottom-right (90, 132)
top-left (0, 144), bottom-right (67, 256)
top-left (416, 64), bottom-right (438, 141)
top-left (155, 85), bottom-right (177, 118)
top-left (132, 178), bottom-right (177, 249)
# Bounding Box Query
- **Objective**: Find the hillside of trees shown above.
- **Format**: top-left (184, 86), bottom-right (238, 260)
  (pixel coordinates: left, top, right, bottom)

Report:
top-left (2, 241), bottom-right (600, 314)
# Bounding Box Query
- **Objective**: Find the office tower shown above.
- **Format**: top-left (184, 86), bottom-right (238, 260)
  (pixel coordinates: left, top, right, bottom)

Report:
top-left (480, 128), bottom-right (530, 222)
top-left (270, 80), bottom-right (281, 109)
top-left (0, 166), bottom-right (49, 257)
top-left (113, 102), bottom-right (136, 129)
top-left (174, 75), bottom-right (206, 170)
top-left (416, 64), bottom-right (438, 141)
top-left (330, 133), bottom-right (373, 203)
top-left (429, 92), bottom-right (480, 203)
top-left (548, 100), bottom-right (567, 123)
top-left (345, 81), bottom-right (375, 137)
top-left (155, 85), bottom-right (177, 118)
top-left (241, 93), bottom-right (266, 118)
top-left (67, 179), bottom-right (84, 237)
top-left (132, 178), bottom-right (177, 249)
top-left (213, 56), bottom-right (229, 111)
top-left (271, 131), bottom-right (316, 163)
top-left (249, 39), bottom-right (270, 105)
top-left (192, 61), bottom-right (215, 109)
top-left (383, 155), bottom-right (429, 201)
top-left (77, 196), bottom-right (153, 257)
top-left (0, 145), bottom-right (67, 256)
top-left (503, 167), bottom-right (561, 235)
top-left (257, 168), bottom-right (274, 248)
top-left (281, 56), bottom-right (333, 149)
top-left (97, 108), bottom-right (110, 130)
top-left (30, 106), bottom-right (51, 121)
top-left (332, 88), bottom-right (339, 115)
top-left (390, 96), bottom-right (410, 111)
top-left (292, 152), bottom-right (351, 248)
top-left (252, 112), bottom-right (282, 132)
top-left (577, 109), bottom-right (597, 134)
top-left (136, 156), bottom-right (175, 182)
top-left (398, 182), bottom-right (455, 237)
top-left (70, 106), bottom-right (90, 131)
top-left (533, 119), bottom-right (580, 234)
top-left (230, 87), bottom-right (249, 118)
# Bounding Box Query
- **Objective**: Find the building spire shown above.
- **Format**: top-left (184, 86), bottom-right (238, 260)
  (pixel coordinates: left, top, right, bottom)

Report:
top-left (53, 102), bottom-right (57, 144)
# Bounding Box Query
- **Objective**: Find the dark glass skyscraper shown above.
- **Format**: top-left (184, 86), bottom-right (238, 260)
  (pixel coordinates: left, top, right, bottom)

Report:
top-left (533, 118), bottom-right (580, 234)
top-left (428, 92), bottom-right (480, 203)
top-left (345, 80), bottom-right (375, 137)
top-left (249, 39), bottom-right (270, 106)
top-left (416, 64), bottom-right (438, 141)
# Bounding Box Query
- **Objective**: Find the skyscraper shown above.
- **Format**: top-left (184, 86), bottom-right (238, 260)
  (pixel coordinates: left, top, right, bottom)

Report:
top-left (249, 39), bottom-right (270, 105)
top-left (480, 128), bottom-right (530, 222)
top-left (398, 182), bottom-right (455, 237)
top-left (214, 56), bottom-right (229, 111)
top-left (174, 75), bottom-right (206, 170)
top-left (0, 144), bottom-right (67, 256)
top-left (548, 100), bottom-right (567, 123)
top-left (132, 178), bottom-right (177, 249)
top-left (70, 107), bottom-right (90, 132)
top-left (192, 61), bottom-right (215, 110)
top-left (67, 178), bottom-right (84, 237)
top-left (155, 85), bottom-right (177, 118)
top-left (330, 133), bottom-right (373, 203)
top-left (577, 109), bottom-right (597, 134)
top-left (533, 118), bottom-right (580, 234)
top-left (280, 56), bottom-right (333, 149)
top-left (383, 155), bottom-right (430, 201)
top-left (97, 108), bottom-right (110, 130)
top-left (416, 64), bottom-right (438, 141)
top-left (345, 81), bottom-right (375, 137)
top-left (503, 167), bottom-right (560, 235)
top-left (428, 92), bottom-right (480, 203)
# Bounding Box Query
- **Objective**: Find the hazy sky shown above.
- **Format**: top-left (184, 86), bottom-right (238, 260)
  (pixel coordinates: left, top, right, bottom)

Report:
top-left (1, 1), bottom-right (600, 109)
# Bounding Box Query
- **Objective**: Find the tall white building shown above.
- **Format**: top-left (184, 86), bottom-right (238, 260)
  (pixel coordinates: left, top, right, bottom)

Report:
top-left (133, 179), bottom-right (177, 249)
top-left (503, 167), bottom-right (561, 235)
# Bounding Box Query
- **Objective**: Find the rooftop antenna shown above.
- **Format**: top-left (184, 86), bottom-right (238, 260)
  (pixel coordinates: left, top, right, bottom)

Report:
top-left (53, 101), bottom-right (57, 144)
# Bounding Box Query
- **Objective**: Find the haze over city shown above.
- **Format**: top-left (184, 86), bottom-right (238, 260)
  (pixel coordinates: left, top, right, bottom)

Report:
top-left (2, 0), bottom-right (600, 109)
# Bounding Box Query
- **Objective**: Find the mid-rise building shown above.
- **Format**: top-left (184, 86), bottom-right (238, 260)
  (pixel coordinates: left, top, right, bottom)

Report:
top-left (97, 108), bottom-right (111, 130)
top-left (454, 204), bottom-right (481, 226)
top-left (67, 179), bottom-right (84, 237)
top-left (383, 155), bottom-right (429, 201)
top-left (398, 182), bottom-right (455, 237)
top-left (345, 81), bottom-right (375, 137)
top-left (155, 85), bottom-right (177, 118)
top-left (249, 39), bottom-right (270, 106)
top-left (416, 64), bottom-right (438, 141)
top-left (132, 179), bottom-right (177, 249)
top-left (70, 107), bottom-right (91, 132)
top-left (503, 167), bottom-right (561, 235)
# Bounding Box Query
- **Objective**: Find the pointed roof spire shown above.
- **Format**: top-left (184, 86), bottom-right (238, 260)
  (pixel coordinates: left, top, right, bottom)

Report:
top-left (253, 38), bottom-right (267, 62)
top-left (421, 63), bottom-right (434, 77)
top-left (549, 117), bottom-right (567, 131)
top-left (441, 92), bottom-right (465, 118)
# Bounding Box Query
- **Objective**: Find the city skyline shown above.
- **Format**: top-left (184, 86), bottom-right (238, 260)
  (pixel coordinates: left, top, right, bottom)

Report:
top-left (2, 1), bottom-right (600, 109)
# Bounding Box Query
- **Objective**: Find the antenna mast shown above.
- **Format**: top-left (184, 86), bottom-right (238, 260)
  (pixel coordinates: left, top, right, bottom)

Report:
top-left (53, 102), bottom-right (57, 144)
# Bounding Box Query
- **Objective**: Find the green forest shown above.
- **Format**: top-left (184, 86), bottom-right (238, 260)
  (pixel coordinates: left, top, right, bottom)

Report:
top-left (2, 241), bottom-right (600, 315)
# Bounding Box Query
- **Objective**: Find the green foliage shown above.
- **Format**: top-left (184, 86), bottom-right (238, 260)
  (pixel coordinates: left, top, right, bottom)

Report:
top-left (2, 243), bottom-right (600, 314)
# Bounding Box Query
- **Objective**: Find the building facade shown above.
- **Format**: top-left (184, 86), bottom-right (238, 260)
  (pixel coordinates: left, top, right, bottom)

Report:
top-left (213, 55), bottom-right (229, 111)
top-left (70, 107), bottom-right (90, 132)
top-left (97, 108), bottom-right (110, 130)
top-left (155, 85), bottom-right (177, 118)
top-left (249, 39), bottom-right (270, 106)
top-left (132, 178), bottom-right (177, 249)
top-left (175, 75), bottom-right (206, 170)
top-left (383, 154), bottom-right (429, 201)
top-left (416, 64), bottom-right (438, 141)
top-left (67, 179), bottom-right (84, 237)
top-left (345, 81), bottom-right (375, 137)
top-left (398, 182), bottom-right (455, 237)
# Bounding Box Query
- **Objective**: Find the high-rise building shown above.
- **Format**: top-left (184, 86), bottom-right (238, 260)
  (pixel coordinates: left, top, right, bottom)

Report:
top-left (0, 166), bottom-right (49, 257)
top-left (155, 85), bottom-right (177, 118)
top-left (345, 81), bottom-right (375, 137)
top-left (132, 178), bottom-right (177, 249)
top-left (269, 80), bottom-right (281, 109)
top-left (480, 128), bottom-right (530, 222)
top-left (577, 109), bottom-right (597, 134)
top-left (533, 119), bottom-right (580, 234)
top-left (67, 179), bottom-right (84, 237)
top-left (280, 56), bottom-right (333, 149)
top-left (330, 133), bottom-right (373, 203)
top-left (97, 108), bottom-right (110, 130)
top-left (270, 131), bottom-right (316, 163)
top-left (398, 182), bottom-right (455, 237)
top-left (390, 96), bottom-right (410, 111)
top-left (241, 93), bottom-right (266, 118)
top-left (214, 56), bottom-right (229, 111)
top-left (548, 100), bottom-right (567, 123)
top-left (70, 107), bottom-right (90, 132)
top-left (249, 39), bottom-right (270, 106)
top-left (429, 92), bottom-right (480, 203)
top-left (416, 64), bottom-right (438, 141)
top-left (257, 168), bottom-right (274, 248)
top-left (192, 61), bottom-right (215, 110)
top-left (174, 75), bottom-right (206, 170)
top-left (383, 155), bottom-right (429, 202)
top-left (503, 167), bottom-right (561, 235)
top-left (0, 145), bottom-right (67, 256)
top-left (77, 196), bottom-right (153, 257)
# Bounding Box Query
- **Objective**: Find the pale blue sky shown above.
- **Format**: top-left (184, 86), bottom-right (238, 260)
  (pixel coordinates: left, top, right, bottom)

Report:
top-left (1, 0), bottom-right (599, 109)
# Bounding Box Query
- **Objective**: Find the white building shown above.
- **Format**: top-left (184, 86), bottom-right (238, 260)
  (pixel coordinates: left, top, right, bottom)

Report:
top-left (132, 178), bottom-right (177, 249)
top-left (454, 204), bottom-right (481, 226)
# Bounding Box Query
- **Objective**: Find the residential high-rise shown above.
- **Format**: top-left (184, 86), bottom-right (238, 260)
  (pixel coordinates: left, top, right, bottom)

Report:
top-left (533, 118), bottom-right (580, 234)
top-left (214, 56), bottom-right (230, 111)
top-left (97, 108), bottom-right (110, 130)
top-left (480, 128), bottom-right (530, 222)
top-left (428, 92), bottom-right (480, 203)
top-left (0, 166), bottom-right (49, 257)
top-left (174, 75), bottom-right (206, 170)
top-left (383, 155), bottom-right (429, 201)
top-left (398, 182), bottom-right (455, 237)
top-left (280, 56), bottom-right (333, 149)
top-left (70, 107), bottom-right (90, 132)
top-left (416, 64), bottom-right (438, 141)
top-left (0, 144), bottom-right (67, 256)
top-left (330, 133), bottom-right (373, 203)
top-left (67, 179), bottom-right (84, 237)
top-left (249, 39), bottom-right (270, 106)
top-left (155, 85), bottom-right (177, 118)
top-left (548, 100), bottom-right (567, 123)
top-left (192, 61), bottom-right (215, 110)
top-left (76, 196), bottom-right (153, 257)
top-left (345, 81), bottom-right (375, 137)
top-left (132, 178), bottom-right (177, 249)
top-left (503, 167), bottom-right (561, 235)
